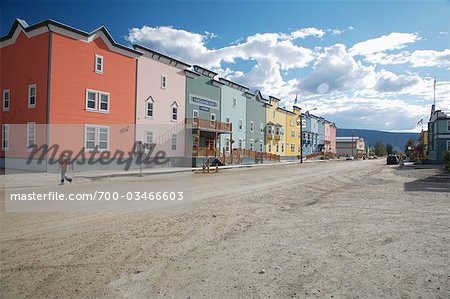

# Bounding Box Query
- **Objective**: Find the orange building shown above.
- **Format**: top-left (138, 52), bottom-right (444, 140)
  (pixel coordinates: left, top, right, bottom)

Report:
top-left (0, 19), bottom-right (140, 170)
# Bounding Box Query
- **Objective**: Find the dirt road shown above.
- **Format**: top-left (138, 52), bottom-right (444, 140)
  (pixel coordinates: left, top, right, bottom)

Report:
top-left (1, 159), bottom-right (449, 298)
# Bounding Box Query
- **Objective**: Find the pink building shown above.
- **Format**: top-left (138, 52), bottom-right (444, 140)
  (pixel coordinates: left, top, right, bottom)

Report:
top-left (324, 121), bottom-right (336, 154)
top-left (133, 45), bottom-right (190, 159)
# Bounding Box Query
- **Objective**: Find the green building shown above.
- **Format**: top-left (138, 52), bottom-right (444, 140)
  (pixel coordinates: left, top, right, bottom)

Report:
top-left (427, 105), bottom-right (450, 163)
top-left (245, 91), bottom-right (267, 153)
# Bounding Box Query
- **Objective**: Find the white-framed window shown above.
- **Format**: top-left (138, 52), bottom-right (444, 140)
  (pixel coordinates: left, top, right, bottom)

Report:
top-left (146, 97), bottom-right (154, 118)
top-left (161, 75), bottom-right (167, 89)
top-left (290, 119), bottom-right (294, 126)
top-left (281, 127), bottom-right (284, 136)
top-left (3, 89), bottom-right (10, 111)
top-left (447, 140), bottom-right (450, 150)
top-left (447, 120), bottom-right (450, 131)
top-left (84, 125), bottom-right (109, 151)
top-left (275, 126), bottom-right (280, 135)
top-left (238, 138), bottom-right (243, 149)
top-left (225, 137), bottom-right (230, 152)
top-left (210, 113), bottom-right (216, 125)
top-left (27, 122), bottom-right (36, 150)
top-left (281, 142), bottom-right (284, 152)
top-left (259, 140), bottom-right (263, 152)
top-left (273, 111), bottom-right (275, 118)
top-left (233, 98), bottom-right (237, 108)
top-left (171, 133), bottom-right (177, 151)
top-left (99, 93), bottom-right (109, 112)
top-left (238, 119), bottom-right (243, 131)
top-left (95, 54), bottom-right (104, 74)
top-left (193, 110), bottom-right (199, 118)
top-left (268, 125), bottom-right (273, 135)
top-left (226, 116), bottom-right (231, 123)
top-left (260, 123), bottom-right (264, 134)
top-left (291, 130), bottom-right (295, 137)
top-left (250, 139), bottom-right (254, 151)
top-left (171, 102), bottom-right (178, 121)
top-left (28, 84), bottom-right (36, 108)
top-left (86, 89), bottom-right (109, 112)
top-left (2, 124), bottom-right (9, 150)
top-left (291, 144), bottom-right (295, 153)
top-left (146, 130), bottom-right (153, 144)
top-left (276, 143), bottom-right (279, 152)
top-left (268, 143), bottom-right (272, 152)
top-left (250, 121), bottom-right (254, 132)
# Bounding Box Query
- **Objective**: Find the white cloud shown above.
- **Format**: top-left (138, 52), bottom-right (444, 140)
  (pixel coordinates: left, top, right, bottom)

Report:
top-left (364, 49), bottom-right (450, 68)
top-left (349, 32), bottom-right (420, 56)
top-left (287, 28), bottom-right (325, 40)
top-left (374, 70), bottom-right (420, 92)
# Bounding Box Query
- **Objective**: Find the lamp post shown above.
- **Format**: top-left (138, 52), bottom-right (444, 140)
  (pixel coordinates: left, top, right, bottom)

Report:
top-left (300, 108), bottom-right (317, 163)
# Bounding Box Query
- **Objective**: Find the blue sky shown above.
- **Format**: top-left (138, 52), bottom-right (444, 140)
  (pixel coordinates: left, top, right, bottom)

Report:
top-left (2, 0), bottom-right (449, 131)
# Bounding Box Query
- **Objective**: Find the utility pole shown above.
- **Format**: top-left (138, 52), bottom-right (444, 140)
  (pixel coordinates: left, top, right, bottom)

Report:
top-left (351, 131), bottom-right (354, 158)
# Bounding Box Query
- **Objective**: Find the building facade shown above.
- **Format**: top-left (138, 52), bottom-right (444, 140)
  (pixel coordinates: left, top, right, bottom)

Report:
top-left (265, 97), bottom-right (287, 156)
top-left (284, 106), bottom-right (301, 159)
top-left (245, 91), bottom-right (266, 153)
top-left (427, 105), bottom-right (450, 163)
top-left (218, 78), bottom-right (248, 153)
top-left (301, 112), bottom-right (320, 156)
top-left (1, 19), bottom-right (140, 171)
top-left (133, 45), bottom-right (189, 159)
top-left (324, 121), bottom-right (337, 154)
top-left (336, 137), bottom-right (366, 158)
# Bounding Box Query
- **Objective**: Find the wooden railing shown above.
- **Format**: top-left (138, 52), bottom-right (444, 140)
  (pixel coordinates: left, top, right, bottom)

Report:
top-left (193, 146), bottom-right (280, 163)
top-left (185, 118), bottom-right (232, 132)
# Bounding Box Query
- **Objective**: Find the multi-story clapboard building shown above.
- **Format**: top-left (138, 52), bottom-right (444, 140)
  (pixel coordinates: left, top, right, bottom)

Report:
top-left (245, 91), bottom-right (267, 153)
top-left (427, 104), bottom-right (450, 163)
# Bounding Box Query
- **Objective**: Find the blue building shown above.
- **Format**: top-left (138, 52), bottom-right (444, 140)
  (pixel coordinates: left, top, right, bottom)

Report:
top-left (427, 105), bottom-right (450, 163)
top-left (301, 112), bottom-right (320, 156)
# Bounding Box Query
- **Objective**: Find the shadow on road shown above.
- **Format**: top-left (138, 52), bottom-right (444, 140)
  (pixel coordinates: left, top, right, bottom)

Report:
top-left (404, 172), bottom-right (450, 193)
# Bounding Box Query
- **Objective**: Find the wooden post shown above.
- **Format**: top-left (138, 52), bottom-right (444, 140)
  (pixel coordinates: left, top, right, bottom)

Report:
top-left (197, 126), bottom-right (200, 157)
top-left (222, 147), bottom-right (226, 165)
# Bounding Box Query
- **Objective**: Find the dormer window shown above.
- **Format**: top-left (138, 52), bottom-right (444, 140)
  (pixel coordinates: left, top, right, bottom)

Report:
top-left (146, 97), bottom-right (154, 118)
top-left (171, 102), bottom-right (178, 121)
top-left (95, 55), bottom-right (103, 74)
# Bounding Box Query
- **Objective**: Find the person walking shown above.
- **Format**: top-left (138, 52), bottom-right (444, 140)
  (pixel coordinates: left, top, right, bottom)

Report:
top-left (59, 154), bottom-right (73, 185)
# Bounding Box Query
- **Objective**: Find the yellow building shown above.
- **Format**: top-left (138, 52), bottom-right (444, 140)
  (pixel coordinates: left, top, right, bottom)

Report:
top-left (265, 96), bottom-right (287, 156)
top-left (284, 106), bottom-right (301, 158)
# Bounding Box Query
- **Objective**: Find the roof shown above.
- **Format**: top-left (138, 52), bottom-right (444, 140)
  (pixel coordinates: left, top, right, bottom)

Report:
top-left (133, 44), bottom-right (191, 68)
top-left (1, 18), bottom-right (141, 57)
top-left (193, 65), bottom-right (217, 78)
top-left (218, 77), bottom-right (249, 91)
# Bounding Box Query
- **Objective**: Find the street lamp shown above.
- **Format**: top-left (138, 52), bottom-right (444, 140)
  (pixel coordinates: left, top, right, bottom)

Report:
top-left (300, 108), bottom-right (317, 163)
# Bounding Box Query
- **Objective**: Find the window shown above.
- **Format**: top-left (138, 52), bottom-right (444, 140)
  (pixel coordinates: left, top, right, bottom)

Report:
top-left (146, 97), bottom-right (154, 118)
top-left (233, 98), bottom-right (237, 107)
top-left (146, 130), bottom-right (153, 144)
top-left (193, 110), bottom-right (199, 119)
top-left (259, 141), bottom-right (263, 152)
top-left (276, 143), bottom-right (279, 152)
top-left (298, 144), bottom-right (301, 153)
top-left (171, 133), bottom-right (177, 150)
top-left (275, 127), bottom-right (280, 135)
top-left (260, 123), bottom-right (264, 134)
top-left (281, 143), bottom-right (284, 152)
top-left (99, 93), bottom-right (109, 112)
top-left (27, 122), bottom-right (36, 150)
top-left (448, 120), bottom-right (450, 131)
top-left (86, 90), bottom-right (109, 112)
top-left (250, 139), bottom-right (254, 151)
top-left (290, 119), bottom-right (294, 126)
top-left (238, 139), bottom-right (243, 149)
top-left (210, 113), bottom-right (216, 126)
top-left (95, 55), bottom-right (103, 73)
top-left (238, 119), bottom-right (243, 131)
top-left (2, 124), bottom-right (9, 150)
top-left (3, 90), bottom-right (10, 111)
top-left (161, 75), bottom-right (167, 89)
top-left (291, 144), bottom-right (295, 153)
top-left (84, 126), bottom-right (109, 151)
top-left (225, 138), bottom-right (230, 152)
top-left (447, 140), bottom-right (450, 150)
top-left (273, 111), bottom-right (275, 118)
top-left (291, 130), bottom-right (295, 137)
top-left (226, 116), bottom-right (231, 123)
top-left (268, 143), bottom-right (272, 152)
top-left (28, 84), bottom-right (36, 108)
top-left (86, 91), bottom-right (96, 110)
top-left (171, 102), bottom-right (178, 121)
top-left (250, 121), bottom-right (254, 132)
top-left (268, 125), bottom-right (273, 134)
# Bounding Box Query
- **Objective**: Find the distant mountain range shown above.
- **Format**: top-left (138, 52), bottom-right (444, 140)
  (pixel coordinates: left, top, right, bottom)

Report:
top-left (337, 128), bottom-right (419, 151)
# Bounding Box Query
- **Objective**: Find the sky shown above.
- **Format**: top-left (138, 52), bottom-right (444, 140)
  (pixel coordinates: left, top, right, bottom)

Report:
top-left (2, 0), bottom-right (449, 132)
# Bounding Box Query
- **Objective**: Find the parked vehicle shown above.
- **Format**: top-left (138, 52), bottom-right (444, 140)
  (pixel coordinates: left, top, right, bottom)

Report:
top-left (346, 155), bottom-right (355, 161)
top-left (386, 155), bottom-right (399, 165)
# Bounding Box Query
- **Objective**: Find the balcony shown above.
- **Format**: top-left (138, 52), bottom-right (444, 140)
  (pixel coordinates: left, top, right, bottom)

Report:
top-left (185, 118), bottom-right (232, 133)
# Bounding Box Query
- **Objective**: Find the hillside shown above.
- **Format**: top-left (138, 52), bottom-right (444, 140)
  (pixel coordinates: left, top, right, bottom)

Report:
top-left (337, 128), bottom-right (419, 151)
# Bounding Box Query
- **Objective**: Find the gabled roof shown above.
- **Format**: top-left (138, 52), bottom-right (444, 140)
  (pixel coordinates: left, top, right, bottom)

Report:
top-left (133, 44), bottom-right (191, 69)
top-left (0, 18), bottom-right (141, 58)
top-left (193, 65), bottom-right (217, 78)
top-left (269, 96), bottom-right (281, 102)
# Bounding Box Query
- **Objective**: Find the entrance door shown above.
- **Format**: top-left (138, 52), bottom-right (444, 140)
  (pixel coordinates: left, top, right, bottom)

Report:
top-left (205, 138), bottom-right (215, 156)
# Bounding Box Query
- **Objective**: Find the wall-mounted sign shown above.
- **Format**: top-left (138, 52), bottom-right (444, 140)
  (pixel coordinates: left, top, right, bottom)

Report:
top-left (189, 94), bottom-right (219, 110)
top-left (199, 106), bottom-right (210, 112)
